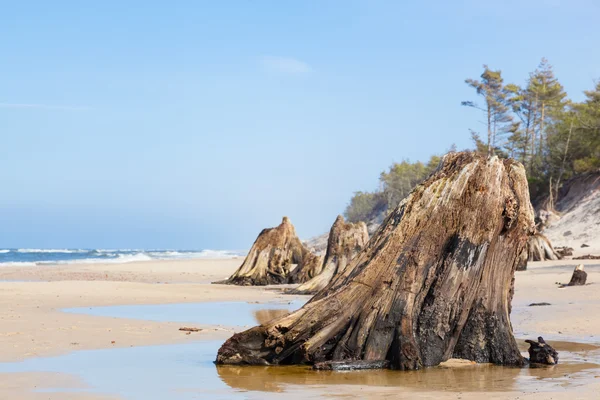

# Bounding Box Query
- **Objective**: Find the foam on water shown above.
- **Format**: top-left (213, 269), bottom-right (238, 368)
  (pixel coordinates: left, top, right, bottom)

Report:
top-left (0, 248), bottom-right (246, 267)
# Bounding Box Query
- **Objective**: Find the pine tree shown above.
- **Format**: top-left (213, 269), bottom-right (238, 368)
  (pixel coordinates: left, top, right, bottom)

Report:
top-left (462, 66), bottom-right (514, 155)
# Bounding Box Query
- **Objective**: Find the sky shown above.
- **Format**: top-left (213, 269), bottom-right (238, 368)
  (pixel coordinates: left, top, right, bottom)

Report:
top-left (1, 0), bottom-right (599, 250)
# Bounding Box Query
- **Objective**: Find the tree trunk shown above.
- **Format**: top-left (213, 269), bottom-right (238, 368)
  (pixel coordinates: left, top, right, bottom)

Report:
top-left (215, 217), bottom-right (323, 286)
top-left (216, 153), bottom-right (535, 369)
top-left (289, 215), bottom-right (369, 295)
top-left (527, 233), bottom-right (560, 262)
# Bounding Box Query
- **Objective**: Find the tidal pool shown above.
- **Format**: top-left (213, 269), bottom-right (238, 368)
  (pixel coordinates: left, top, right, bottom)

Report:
top-left (63, 300), bottom-right (306, 328)
top-left (1, 301), bottom-right (599, 399)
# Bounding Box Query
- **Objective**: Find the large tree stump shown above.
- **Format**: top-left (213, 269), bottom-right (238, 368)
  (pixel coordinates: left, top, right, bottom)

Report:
top-left (289, 216), bottom-right (369, 295)
top-left (216, 153), bottom-right (535, 369)
top-left (216, 217), bottom-right (323, 286)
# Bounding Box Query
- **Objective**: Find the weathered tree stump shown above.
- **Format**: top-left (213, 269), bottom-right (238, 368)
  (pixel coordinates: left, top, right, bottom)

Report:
top-left (527, 233), bottom-right (561, 261)
top-left (566, 264), bottom-right (587, 286)
top-left (289, 215), bottom-right (369, 295)
top-left (215, 153), bottom-right (535, 369)
top-left (216, 217), bottom-right (323, 286)
top-left (525, 337), bottom-right (559, 365)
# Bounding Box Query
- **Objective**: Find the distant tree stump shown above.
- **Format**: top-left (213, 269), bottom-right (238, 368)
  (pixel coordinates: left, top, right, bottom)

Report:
top-left (216, 217), bottom-right (323, 286)
top-left (525, 337), bottom-right (559, 365)
top-left (527, 233), bottom-right (561, 261)
top-left (216, 153), bottom-right (535, 369)
top-left (289, 215), bottom-right (369, 295)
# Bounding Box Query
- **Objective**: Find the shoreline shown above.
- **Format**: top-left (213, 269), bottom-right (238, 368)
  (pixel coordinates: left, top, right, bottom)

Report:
top-left (1, 257), bottom-right (599, 399)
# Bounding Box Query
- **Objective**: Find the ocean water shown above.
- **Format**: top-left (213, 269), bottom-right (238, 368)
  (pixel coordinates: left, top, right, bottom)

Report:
top-left (0, 248), bottom-right (246, 267)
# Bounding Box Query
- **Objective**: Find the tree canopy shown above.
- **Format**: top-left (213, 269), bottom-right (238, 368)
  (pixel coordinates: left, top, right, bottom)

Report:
top-left (345, 58), bottom-right (599, 222)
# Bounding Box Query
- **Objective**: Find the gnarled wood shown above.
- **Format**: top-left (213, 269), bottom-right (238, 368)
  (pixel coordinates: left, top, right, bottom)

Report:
top-left (527, 233), bottom-right (561, 262)
top-left (289, 216), bottom-right (369, 295)
top-left (216, 217), bottom-right (323, 286)
top-left (216, 153), bottom-right (535, 369)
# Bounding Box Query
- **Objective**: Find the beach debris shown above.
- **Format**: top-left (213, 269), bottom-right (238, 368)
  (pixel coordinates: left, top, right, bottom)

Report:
top-left (214, 217), bottom-right (323, 286)
top-left (555, 246), bottom-right (573, 258)
top-left (216, 153), bottom-right (534, 369)
top-left (563, 264), bottom-right (587, 287)
top-left (313, 360), bottom-right (390, 371)
top-left (179, 327), bottom-right (202, 332)
top-left (528, 302), bottom-right (551, 306)
top-left (526, 337), bottom-right (559, 365)
top-left (288, 215), bottom-right (369, 295)
top-left (573, 254), bottom-right (600, 260)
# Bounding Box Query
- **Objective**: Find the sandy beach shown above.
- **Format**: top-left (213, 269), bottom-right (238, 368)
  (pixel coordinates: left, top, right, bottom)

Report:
top-left (1, 257), bottom-right (599, 399)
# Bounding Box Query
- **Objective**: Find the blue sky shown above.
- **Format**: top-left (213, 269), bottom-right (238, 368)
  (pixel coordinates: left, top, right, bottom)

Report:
top-left (2, 0), bottom-right (599, 249)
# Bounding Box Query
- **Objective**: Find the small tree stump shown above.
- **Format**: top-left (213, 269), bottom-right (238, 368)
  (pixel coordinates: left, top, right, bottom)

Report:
top-left (525, 337), bottom-right (559, 365)
top-left (215, 217), bottom-right (323, 286)
top-left (567, 264), bottom-right (587, 286)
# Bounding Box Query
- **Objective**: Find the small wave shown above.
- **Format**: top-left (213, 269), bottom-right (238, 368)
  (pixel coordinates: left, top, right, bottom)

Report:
top-left (0, 261), bottom-right (38, 267)
top-left (17, 249), bottom-right (88, 254)
top-left (0, 250), bottom-right (10, 254)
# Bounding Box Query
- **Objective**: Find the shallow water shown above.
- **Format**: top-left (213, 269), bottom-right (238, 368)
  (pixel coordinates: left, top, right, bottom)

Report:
top-left (2, 302), bottom-right (600, 399)
top-left (63, 300), bottom-right (306, 328)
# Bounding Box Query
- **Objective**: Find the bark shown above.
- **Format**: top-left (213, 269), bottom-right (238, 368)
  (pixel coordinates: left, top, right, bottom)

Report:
top-left (516, 247), bottom-right (528, 271)
top-left (289, 215), bottom-right (369, 295)
top-left (527, 233), bottom-right (560, 262)
top-left (216, 217), bottom-right (323, 286)
top-left (526, 337), bottom-right (558, 365)
top-left (216, 153), bottom-right (535, 369)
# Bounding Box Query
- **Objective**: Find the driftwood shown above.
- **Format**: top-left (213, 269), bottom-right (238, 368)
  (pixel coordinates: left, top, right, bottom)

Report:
top-left (555, 247), bottom-right (573, 258)
top-left (289, 216), bottom-right (369, 295)
top-left (216, 217), bottom-right (323, 286)
top-left (573, 254), bottom-right (600, 260)
top-left (179, 327), bottom-right (202, 332)
top-left (216, 153), bottom-right (535, 369)
top-left (525, 337), bottom-right (559, 365)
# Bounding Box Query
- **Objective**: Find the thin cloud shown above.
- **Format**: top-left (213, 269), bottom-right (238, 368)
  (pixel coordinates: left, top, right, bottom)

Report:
top-left (0, 103), bottom-right (92, 111)
top-left (260, 56), bottom-right (312, 75)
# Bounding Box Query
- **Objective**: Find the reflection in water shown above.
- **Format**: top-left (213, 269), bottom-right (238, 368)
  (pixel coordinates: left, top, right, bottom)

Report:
top-left (217, 358), bottom-right (600, 393)
top-left (253, 309), bottom-right (292, 325)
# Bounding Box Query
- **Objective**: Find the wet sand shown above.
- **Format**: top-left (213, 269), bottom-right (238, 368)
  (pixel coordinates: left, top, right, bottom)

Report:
top-left (0, 257), bottom-right (599, 399)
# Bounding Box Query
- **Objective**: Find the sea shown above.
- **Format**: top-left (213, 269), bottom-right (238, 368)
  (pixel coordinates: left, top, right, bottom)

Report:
top-left (0, 248), bottom-right (246, 267)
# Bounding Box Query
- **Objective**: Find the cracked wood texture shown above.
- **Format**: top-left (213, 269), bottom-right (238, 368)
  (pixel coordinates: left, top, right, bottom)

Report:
top-left (217, 217), bottom-right (323, 286)
top-left (290, 215), bottom-right (369, 295)
top-left (216, 153), bottom-right (535, 369)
